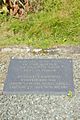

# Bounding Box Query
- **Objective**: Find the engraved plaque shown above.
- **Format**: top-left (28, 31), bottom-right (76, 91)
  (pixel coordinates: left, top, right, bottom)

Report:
top-left (3, 59), bottom-right (75, 95)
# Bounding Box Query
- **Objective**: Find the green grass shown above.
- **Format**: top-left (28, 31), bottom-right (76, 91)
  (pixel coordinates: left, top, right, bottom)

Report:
top-left (0, 0), bottom-right (80, 49)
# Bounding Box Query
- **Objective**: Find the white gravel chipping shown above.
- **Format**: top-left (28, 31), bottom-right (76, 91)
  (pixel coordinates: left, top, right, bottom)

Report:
top-left (0, 46), bottom-right (80, 120)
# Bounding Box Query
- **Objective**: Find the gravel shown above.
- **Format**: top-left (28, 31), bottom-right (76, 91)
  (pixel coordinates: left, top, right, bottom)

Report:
top-left (0, 46), bottom-right (80, 120)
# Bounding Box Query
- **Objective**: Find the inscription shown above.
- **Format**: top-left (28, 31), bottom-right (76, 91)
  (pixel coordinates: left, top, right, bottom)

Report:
top-left (3, 59), bottom-right (74, 95)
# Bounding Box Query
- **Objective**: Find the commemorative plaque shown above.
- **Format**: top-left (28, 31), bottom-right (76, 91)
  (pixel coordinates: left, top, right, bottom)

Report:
top-left (3, 59), bottom-right (75, 95)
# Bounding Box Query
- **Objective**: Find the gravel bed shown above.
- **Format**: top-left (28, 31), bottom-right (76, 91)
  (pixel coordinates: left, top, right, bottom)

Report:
top-left (0, 46), bottom-right (80, 120)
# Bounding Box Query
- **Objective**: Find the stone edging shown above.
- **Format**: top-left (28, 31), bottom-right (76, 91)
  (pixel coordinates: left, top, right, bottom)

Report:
top-left (0, 46), bottom-right (80, 54)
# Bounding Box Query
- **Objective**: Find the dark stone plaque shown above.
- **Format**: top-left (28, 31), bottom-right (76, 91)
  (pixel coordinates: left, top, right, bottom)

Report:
top-left (3, 59), bottom-right (75, 95)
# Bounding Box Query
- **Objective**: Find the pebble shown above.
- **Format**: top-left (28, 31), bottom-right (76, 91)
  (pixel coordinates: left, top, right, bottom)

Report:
top-left (33, 49), bottom-right (42, 53)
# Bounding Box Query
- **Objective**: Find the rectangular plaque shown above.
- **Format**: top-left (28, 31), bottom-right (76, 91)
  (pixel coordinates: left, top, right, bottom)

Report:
top-left (3, 59), bottom-right (75, 95)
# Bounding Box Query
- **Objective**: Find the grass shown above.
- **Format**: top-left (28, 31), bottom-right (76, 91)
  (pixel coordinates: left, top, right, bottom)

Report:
top-left (0, 0), bottom-right (80, 49)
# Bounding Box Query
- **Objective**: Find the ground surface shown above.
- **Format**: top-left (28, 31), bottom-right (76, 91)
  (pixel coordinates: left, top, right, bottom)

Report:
top-left (0, 46), bottom-right (80, 120)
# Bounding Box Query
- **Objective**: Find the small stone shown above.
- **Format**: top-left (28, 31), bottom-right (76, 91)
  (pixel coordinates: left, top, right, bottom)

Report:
top-left (33, 49), bottom-right (42, 53)
top-left (1, 48), bottom-right (12, 52)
